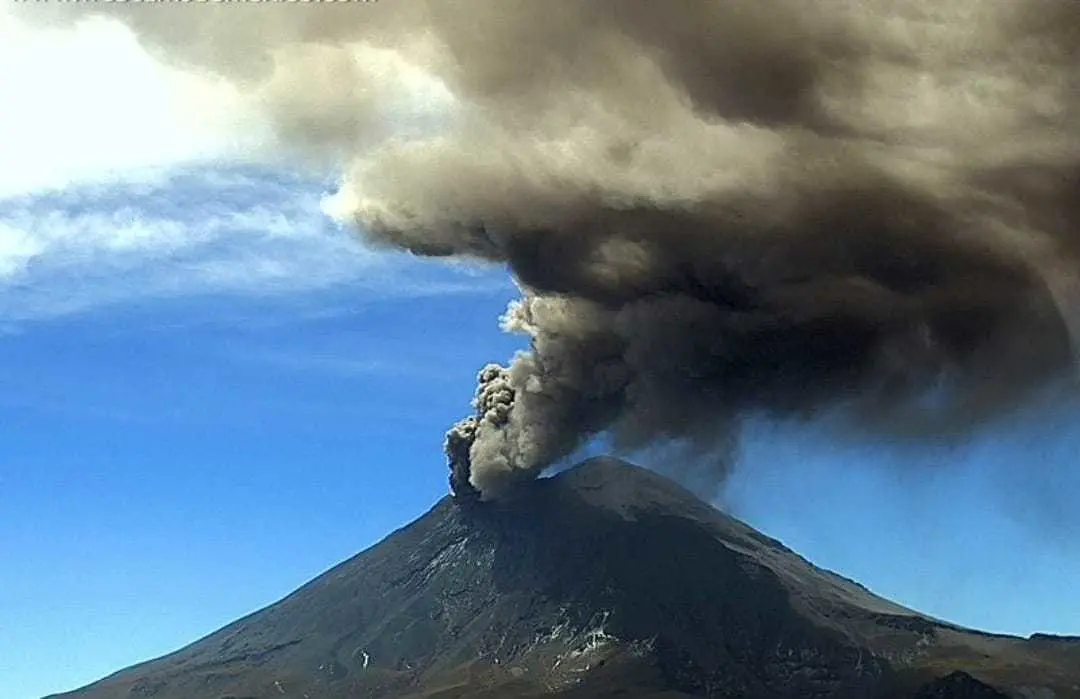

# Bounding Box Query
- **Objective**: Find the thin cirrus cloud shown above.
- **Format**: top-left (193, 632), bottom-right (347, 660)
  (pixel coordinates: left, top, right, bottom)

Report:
top-left (0, 165), bottom-right (510, 323)
top-left (0, 9), bottom-right (494, 323)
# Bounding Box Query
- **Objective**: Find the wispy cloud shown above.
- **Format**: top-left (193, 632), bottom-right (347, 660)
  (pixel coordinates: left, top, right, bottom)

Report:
top-left (0, 10), bottom-right (498, 323)
top-left (0, 164), bottom-right (510, 322)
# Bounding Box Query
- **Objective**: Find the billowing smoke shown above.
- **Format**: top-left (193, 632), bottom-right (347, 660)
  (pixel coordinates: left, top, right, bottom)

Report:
top-left (21, 0), bottom-right (1080, 499)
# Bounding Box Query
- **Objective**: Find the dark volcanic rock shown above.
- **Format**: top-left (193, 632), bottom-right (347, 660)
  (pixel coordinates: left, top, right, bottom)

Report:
top-left (913, 671), bottom-right (1010, 699)
top-left (45, 458), bottom-right (1080, 699)
top-left (1030, 633), bottom-right (1080, 643)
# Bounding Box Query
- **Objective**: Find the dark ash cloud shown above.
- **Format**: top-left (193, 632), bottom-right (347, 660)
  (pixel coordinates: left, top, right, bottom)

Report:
top-left (28, 0), bottom-right (1080, 498)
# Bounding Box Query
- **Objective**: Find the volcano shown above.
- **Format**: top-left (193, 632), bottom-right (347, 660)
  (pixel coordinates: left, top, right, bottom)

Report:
top-left (47, 458), bottom-right (1080, 699)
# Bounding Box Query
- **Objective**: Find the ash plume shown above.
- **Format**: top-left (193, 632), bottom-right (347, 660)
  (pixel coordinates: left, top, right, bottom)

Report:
top-left (25, 0), bottom-right (1080, 499)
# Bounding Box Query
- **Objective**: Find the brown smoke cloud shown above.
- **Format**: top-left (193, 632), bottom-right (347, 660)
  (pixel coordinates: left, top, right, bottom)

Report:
top-left (22, 0), bottom-right (1080, 499)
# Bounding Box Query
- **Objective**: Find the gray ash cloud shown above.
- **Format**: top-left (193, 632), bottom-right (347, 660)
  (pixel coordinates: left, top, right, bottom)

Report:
top-left (28, 0), bottom-right (1080, 498)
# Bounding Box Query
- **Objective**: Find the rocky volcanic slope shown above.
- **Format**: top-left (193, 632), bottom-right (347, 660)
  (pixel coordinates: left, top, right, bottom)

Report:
top-left (48, 458), bottom-right (1080, 699)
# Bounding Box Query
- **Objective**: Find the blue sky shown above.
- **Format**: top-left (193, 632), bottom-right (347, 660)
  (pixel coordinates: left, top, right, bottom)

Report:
top-left (2, 11), bottom-right (1078, 699)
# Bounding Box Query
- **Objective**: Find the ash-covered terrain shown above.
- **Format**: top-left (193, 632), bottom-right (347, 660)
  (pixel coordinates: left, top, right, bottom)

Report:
top-left (48, 458), bottom-right (1080, 699)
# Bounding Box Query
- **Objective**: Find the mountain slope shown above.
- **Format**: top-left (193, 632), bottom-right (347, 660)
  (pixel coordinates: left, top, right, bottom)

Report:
top-left (47, 458), bottom-right (1080, 699)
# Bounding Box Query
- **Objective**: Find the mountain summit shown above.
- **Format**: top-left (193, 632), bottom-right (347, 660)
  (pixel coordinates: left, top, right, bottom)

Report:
top-left (49, 458), bottom-right (1080, 699)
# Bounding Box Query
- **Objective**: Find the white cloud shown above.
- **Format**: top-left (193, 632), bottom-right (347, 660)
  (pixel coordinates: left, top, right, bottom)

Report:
top-left (0, 165), bottom-right (509, 322)
top-left (0, 10), bottom-right (272, 197)
top-left (0, 10), bottom-right (491, 322)
top-left (0, 225), bottom-right (44, 278)
top-left (0, 8), bottom-right (458, 198)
